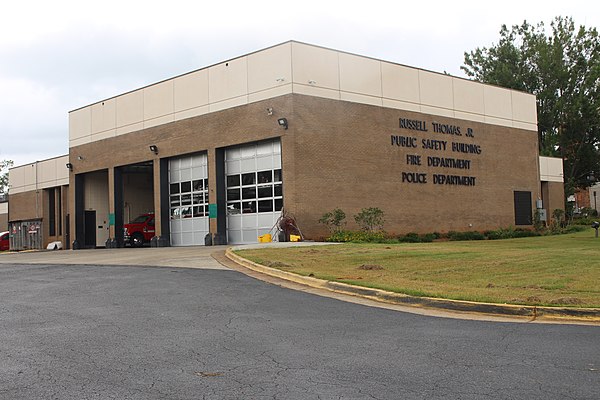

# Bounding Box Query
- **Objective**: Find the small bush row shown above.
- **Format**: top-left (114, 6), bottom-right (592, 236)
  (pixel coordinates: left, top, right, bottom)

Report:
top-left (327, 230), bottom-right (390, 243)
top-left (325, 228), bottom-right (546, 243)
top-left (319, 207), bottom-right (592, 244)
top-left (571, 216), bottom-right (600, 226)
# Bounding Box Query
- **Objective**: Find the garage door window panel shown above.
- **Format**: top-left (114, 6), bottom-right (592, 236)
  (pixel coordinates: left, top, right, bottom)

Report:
top-left (258, 185), bottom-right (273, 198)
top-left (193, 179), bottom-right (204, 191)
top-left (242, 187), bottom-right (256, 200)
top-left (227, 188), bottom-right (241, 201)
top-left (242, 173), bottom-right (256, 186)
top-left (258, 200), bottom-right (273, 212)
top-left (181, 194), bottom-right (192, 206)
top-left (227, 175), bottom-right (240, 187)
top-left (243, 201), bottom-right (257, 214)
top-left (275, 198), bottom-right (283, 211)
top-left (258, 170), bottom-right (272, 183)
top-left (227, 202), bottom-right (241, 215)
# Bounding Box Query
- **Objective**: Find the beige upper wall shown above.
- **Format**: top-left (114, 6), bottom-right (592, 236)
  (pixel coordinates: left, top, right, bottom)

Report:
top-left (539, 156), bottom-right (564, 183)
top-left (0, 202), bottom-right (7, 214)
top-left (69, 41), bottom-right (538, 147)
top-left (9, 155), bottom-right (70, 195)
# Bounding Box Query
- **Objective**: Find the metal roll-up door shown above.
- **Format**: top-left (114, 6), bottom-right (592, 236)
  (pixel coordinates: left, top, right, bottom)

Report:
top-left (168, 153), bottom-right (209, 246)
top-left (225, 140), bottom-right (283, 244)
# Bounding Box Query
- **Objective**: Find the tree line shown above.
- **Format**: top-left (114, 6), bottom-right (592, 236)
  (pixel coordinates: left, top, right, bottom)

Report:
top-left (462, 16), bottom-right (600, 195)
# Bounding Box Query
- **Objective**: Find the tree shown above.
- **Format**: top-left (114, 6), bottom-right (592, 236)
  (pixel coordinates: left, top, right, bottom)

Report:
top-left (462, 17), bottom-right (600, 194)
top-left (0, 160), bottom-right (14, 196)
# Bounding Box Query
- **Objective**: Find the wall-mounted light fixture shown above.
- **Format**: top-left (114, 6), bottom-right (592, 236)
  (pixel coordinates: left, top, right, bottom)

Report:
top-left (277, 118), bottom-right (288, 130)
top-left (77, 155), bottom-right (84, 161)
top-left (149, 145), bottom-right (159, 155)
top-left (66, 163), bottom-right (73, 171)
top-left (266, 107), bottom-right (273, 116)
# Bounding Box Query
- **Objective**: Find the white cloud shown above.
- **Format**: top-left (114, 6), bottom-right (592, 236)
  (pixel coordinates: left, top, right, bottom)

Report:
top-left (0, 77), bottom-right (67, 164)
top-left (0, 0), bottom-right (598, 165)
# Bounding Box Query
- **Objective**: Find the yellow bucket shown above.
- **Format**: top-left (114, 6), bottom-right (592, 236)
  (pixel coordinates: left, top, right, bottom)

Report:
top-left (258, 234), bottom-right (272, 243)
top-left (289, 234), bottom-right (301, 242)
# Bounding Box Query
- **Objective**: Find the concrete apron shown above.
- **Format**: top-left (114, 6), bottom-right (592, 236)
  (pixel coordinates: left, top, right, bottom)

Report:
top-left (0, 246), bottom-right (230, 270)
top-left (0, 241), bottom-right (332, 269)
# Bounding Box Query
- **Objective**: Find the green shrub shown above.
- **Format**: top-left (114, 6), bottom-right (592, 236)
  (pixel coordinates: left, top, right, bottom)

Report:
top-left (571, 216), bottom-right (600, 226)
top-left (318, 208), bottom-right (347, 232)
top-left (561, 225), bottom-right (587, 234)
top-left (533, 209), bottom-right (544, 231)
top-left (550, 208), bottom-right (566, 231)
top-left (511, 229), bottom-right (540, 238)
top-left (327, 230), bottom-right (389, 243)
top-left (578, 207), bottom-right (598, 217)
top-left (354, 207), bottom-right (385, 232)
top-left (447, 231), bottom-right (486, 241)
top-left (420, 233), bottom-right (436, 243)
top-left (398, 232), bottom-right (421, 243)
top-left (484, 227), bottom-right (540, 240)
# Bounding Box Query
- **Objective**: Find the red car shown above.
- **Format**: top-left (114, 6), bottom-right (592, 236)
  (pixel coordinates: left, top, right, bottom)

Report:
top-left (124, 213), bottom-right (155, 247)
top-left (0, 231), bottom-right (9, 251)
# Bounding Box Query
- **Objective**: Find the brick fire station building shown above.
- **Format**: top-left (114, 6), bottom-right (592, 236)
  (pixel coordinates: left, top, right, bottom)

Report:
top-left (7, 41), bottom-right (565, 249)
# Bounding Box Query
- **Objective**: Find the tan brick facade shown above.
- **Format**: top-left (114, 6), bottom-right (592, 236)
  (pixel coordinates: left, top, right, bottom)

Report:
top-left (67, 94), bottom-right (541, 242)
top-left (8, 191), bottom-right (42, 222)
top-left (542, 181), bottom-right (565, 217)
top-left (0, 211), bottom-right (7, 232)
top-left (290, 96), bottom-right (540, 237)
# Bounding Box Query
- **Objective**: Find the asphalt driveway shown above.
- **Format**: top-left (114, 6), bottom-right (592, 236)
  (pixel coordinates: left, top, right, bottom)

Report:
top-left (0, 251), bottom-right (598, 399)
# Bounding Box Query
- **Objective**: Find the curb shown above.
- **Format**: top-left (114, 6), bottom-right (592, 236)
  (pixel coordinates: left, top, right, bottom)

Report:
top-left (225, 248), bottom-right (600, 323)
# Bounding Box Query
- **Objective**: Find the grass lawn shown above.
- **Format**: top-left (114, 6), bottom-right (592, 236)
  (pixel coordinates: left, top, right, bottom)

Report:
top-left (235, 230), bottom-right (600, 308)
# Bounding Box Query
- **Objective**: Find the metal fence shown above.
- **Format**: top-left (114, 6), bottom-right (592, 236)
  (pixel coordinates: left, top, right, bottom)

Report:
top-left (9, 220), bottom-right (43, 250)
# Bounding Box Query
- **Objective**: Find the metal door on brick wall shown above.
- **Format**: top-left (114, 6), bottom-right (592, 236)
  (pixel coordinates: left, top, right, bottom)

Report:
top-left (9, 220), bottom-right (43, 250)
top-left (168, 153), bottom-right (210, 246)
top-left (225, 139), bottom-right (283, 244)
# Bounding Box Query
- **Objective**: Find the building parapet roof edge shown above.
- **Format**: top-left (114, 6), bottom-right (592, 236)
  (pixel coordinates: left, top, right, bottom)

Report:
top-left (9, 154), bottom-right (70, 171)
top-left (68, 40), bottom-right (536, 114)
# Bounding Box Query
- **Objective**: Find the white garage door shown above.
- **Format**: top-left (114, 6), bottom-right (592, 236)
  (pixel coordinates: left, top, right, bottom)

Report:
top-left (169, 153), bottom-right (209, 246)
top-left (225, 140), bottom-right (283, 244)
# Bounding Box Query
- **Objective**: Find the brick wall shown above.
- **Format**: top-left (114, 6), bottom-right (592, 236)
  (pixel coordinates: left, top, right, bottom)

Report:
top-left (8, 191), bottom-right (42, 222)
top-left (0, 212), bottom-right (7, 231)
top-left (288, 95), bottom-right (540, 237)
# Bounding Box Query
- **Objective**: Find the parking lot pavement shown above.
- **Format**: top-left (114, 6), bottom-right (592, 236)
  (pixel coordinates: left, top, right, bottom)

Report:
top-left (0, 262), bottom-right (599, 400)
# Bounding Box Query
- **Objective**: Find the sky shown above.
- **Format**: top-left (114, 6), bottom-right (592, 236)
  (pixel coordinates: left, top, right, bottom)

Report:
top-left (1, 0), bottom-right (598, 168)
